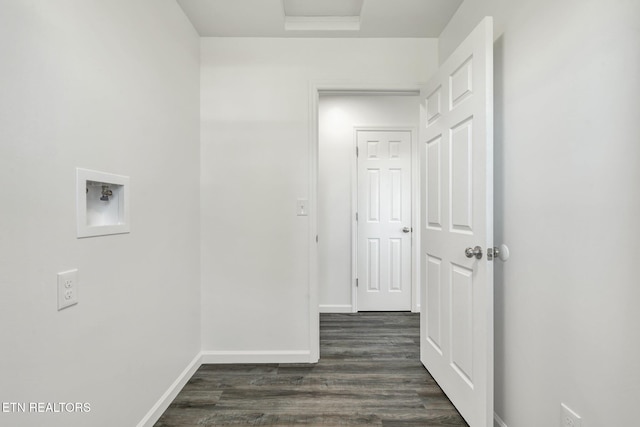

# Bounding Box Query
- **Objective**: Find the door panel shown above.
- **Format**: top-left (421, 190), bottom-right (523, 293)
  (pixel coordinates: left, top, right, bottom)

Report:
top-left (367, 169), bottom-right (380, 221)
top-left (357, 130), bottom-right (412, 311)
top-left (426, 255), bottom-right (442, 351)
top-left (420, 17), bottom-right (494, 427)
top-left (366, 238), bottom-right (380, 291)
top-left (451, 118), bottom-right (474, 232)
top-left (426, 137), bottom-right (442, 229)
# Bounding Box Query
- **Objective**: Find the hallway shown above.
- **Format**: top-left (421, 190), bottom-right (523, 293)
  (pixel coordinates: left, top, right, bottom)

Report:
top-left (155, 312), bottom-right (467, 426)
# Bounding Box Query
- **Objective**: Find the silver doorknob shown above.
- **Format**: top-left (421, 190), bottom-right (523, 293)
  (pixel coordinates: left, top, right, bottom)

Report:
top-left (402, 227), bottom-right (411, 233)
top-left (465, 246), bottom-right (483, 260)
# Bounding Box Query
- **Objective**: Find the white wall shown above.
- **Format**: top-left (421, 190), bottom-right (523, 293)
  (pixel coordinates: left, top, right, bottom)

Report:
top-left (439, 1), bottom-right (640, 426)
top-left (318, 95), bottom-right (420, 312)
top-left (0, 2), bottom-right (201, 426)
top-left (200, 38), bottom-right (437, 360)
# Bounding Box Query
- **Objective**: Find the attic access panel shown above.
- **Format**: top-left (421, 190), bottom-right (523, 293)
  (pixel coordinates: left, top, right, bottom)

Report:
top-left (283, 0), bottom-right (364, 17)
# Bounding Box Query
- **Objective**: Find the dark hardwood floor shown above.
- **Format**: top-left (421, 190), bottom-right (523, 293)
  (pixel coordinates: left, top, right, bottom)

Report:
top-left (154, 312), bottom-right (468, 426)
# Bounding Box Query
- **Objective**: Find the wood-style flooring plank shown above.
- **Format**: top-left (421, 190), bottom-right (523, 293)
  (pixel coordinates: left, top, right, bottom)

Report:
top-left (154, 313), bottom-right (468, 427)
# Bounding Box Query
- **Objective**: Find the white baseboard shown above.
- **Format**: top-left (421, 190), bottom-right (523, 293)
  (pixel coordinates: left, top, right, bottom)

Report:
top-left (201, 350), bottom-right (313, 364)
top-left (137, 352), bottom-right (203, 427)
top-left (136, 349), bottom-right (314, 426)
top-left (495, 412), bottom-right (508, 427)
top-left (319, 304), bottom-right (354, 313)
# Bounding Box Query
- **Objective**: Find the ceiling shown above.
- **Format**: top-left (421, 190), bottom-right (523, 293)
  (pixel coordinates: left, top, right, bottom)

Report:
top-left (176, 0), bottom-right (464, 38)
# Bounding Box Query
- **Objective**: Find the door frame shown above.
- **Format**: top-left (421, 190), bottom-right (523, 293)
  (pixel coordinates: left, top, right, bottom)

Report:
top-left (308, 82), bottom-right (423, 362)
top-left (351, 125), bottom-right (419, 313)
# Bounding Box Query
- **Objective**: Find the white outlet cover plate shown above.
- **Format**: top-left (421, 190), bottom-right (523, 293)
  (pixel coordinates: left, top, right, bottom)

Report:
top-left (57, 269), bottom-right (78, 310)
top-left (561, 403), bottom-right (582, 427)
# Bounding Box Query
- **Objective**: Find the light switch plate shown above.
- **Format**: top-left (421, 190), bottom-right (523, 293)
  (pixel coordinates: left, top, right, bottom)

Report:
top-left (297, 199), bottom-right (308, 216)
top-left (58, 269), bottom-right (78, 310)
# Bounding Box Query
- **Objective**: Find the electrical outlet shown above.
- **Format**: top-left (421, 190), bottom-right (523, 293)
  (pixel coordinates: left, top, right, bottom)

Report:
top-left (57, 269), bottom-right (78, 310)
top-left (561, 403), bottom-right (582, 427)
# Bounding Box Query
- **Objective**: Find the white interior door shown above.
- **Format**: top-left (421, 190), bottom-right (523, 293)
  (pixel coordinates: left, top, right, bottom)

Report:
top-left (420, 17), bottom-right (494, 426)
top-left (357, 130), bottom-right (412, 311)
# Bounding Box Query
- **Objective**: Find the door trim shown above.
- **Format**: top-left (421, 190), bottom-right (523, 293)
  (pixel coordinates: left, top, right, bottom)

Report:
top-left (351, 125), bottom-right (419, 313)
top-left (308, 82), bottom-right (423, 362)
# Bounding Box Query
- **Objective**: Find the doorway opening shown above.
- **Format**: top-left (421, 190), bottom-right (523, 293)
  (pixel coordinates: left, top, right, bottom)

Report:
top-left (317, 94), bottom-right (420, 313)
top-left (309, 85), bottom-right (423, 362)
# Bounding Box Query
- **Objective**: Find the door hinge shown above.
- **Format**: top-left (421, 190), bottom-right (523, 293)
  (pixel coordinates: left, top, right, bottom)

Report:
top-left (356, 278), bottom-right (359, 287)
top-left (316, 235), bottom-right (318, 243)
top-left (355, 212), bottom-right (358, 221)
top-left (356, 146), bottom-right (359, 157)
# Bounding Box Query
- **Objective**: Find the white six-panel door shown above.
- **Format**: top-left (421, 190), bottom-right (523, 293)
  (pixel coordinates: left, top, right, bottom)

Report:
top-left (357, 130), bottom-right (412, 311)
top-left (420, 18), bottom-right (494, 426)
